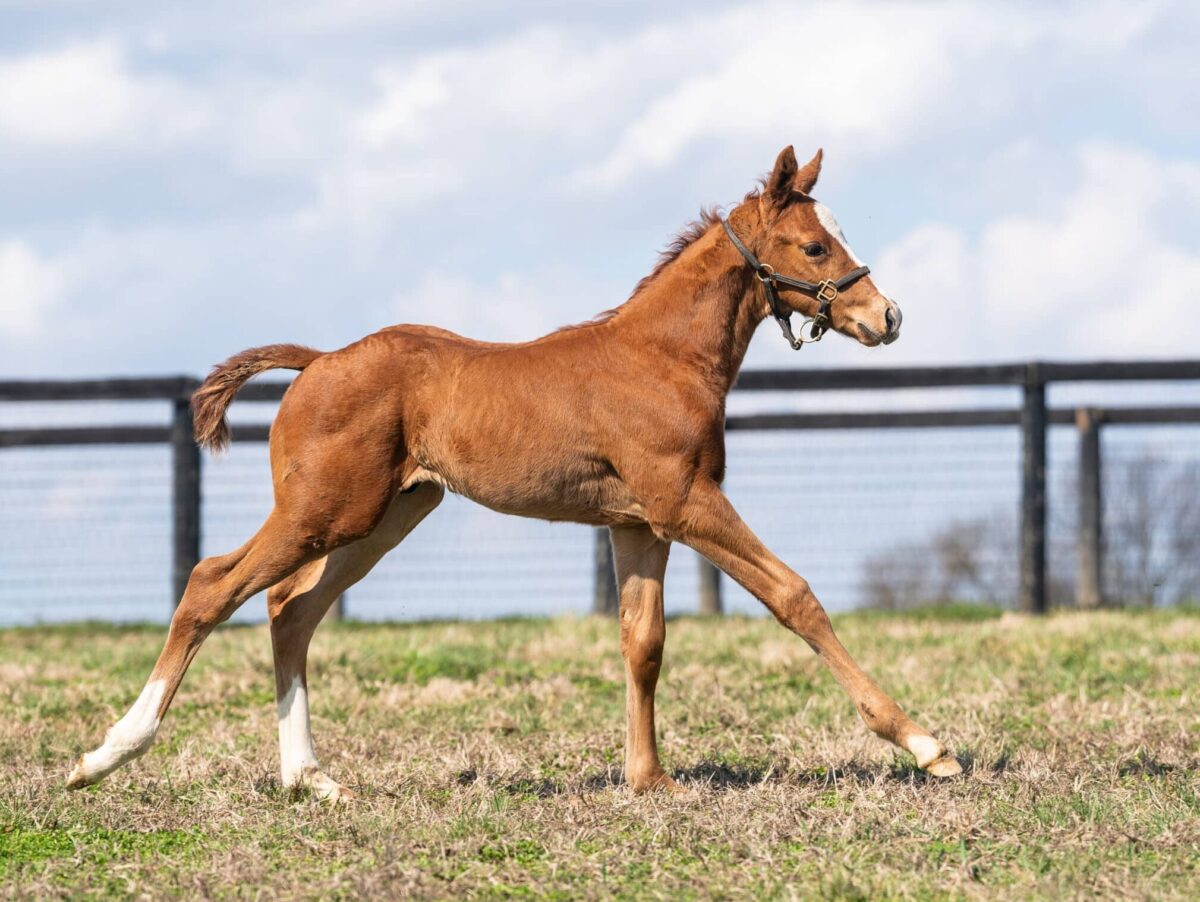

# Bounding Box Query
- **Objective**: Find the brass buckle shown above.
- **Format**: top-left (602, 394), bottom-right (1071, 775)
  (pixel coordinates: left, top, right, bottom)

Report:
top-left (815, 280), bottom-right (838, 303)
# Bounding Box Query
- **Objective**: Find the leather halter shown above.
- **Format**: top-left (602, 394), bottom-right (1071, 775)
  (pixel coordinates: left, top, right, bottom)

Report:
top-left (721, 215), bottom-right (871, 350)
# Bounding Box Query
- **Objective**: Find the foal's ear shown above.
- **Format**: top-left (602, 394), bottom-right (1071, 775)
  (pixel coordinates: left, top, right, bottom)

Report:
top-left (765, 145), bottom-right (799, 207)
top-left (765, 146), bottom-right (822, 208)
top-left (794, 148), bottom-right (822, 195)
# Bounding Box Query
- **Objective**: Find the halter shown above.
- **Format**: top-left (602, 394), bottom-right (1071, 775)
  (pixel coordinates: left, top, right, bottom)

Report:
top-left (721, 215), bottom-right (871, 350)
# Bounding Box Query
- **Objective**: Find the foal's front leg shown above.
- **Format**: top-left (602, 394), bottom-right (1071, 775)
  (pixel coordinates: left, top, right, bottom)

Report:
top-left (671, 479), bottom-right (961, 777)
top-left (609, 525), bottom-right (679, 792)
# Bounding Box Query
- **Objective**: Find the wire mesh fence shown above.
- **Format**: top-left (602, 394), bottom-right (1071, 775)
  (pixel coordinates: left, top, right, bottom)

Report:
top-left (1, 364), bottom-right (1198, 625)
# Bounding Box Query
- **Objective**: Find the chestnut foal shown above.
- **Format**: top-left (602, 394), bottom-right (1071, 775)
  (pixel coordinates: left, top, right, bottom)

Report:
top-left (68, 146), bottom-right (960, 799)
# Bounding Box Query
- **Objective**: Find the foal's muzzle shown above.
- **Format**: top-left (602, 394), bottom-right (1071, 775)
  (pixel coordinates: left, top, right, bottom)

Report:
top-left (882, 301), bottom-right (902, 345)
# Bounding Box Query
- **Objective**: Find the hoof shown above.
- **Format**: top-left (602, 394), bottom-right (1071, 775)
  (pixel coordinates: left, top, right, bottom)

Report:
top-left (65, 758), bottom-right (94, 790)
top-left (908, 734), bottom-right (961, 777)
top-left (314, 779), bottom-right (356, 805)
top-left (628, 771), bottom-right (684, 794)
top-left (924, 755), bottom-right (964, 778)
top-left (292, 769), bottom-right (356, 804)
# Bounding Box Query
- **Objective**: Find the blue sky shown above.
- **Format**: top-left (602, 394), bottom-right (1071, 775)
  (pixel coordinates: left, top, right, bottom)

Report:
top-left (1, 0), bottom-right (1197, 378)
top-left (0, 1), bottom-right (1198, 623)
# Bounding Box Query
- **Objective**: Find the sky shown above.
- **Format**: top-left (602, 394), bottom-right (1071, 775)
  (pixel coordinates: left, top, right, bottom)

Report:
top-left (0, 0), bottom-right (1197, 379)
top-left (0, 1), bottom-right (1198, 623)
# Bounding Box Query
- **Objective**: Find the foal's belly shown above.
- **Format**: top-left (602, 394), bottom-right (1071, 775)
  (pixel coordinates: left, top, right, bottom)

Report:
top-left (404, 446), bottom-right (647, 527)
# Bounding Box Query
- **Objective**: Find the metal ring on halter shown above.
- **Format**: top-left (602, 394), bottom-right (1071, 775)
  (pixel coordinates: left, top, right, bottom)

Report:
top-left (755, 263), bottom-right (775, 283)
top-left (796, 318), bottom-right (826, 344)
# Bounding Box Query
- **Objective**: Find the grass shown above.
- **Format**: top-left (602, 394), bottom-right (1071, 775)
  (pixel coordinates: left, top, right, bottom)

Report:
top-left (1, 609), bottom-right (1198, 900)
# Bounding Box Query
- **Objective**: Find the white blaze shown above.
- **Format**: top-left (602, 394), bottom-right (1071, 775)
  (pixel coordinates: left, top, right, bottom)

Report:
top-left (814, 203), bottom-right (863, 265)
top-left (277, 675), bottom-right (319, 786)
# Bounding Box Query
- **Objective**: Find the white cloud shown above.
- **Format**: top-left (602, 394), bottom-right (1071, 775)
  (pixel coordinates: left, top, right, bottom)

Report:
top-left (573, 0), bottom-right (1171, 189)
top-left (392, 268), bottom-right (601, 343)
top-left (1, 1), bottom-right (1197, 378)
top-left (0, 39), bottom-right (208, 149)
top-left (873, 143), bottom-right (1200, 361)
top-left (356, 60), bottom-right (453, 150)
top-left (197, 1), bottom-right (1196, 251)
top-left (296, 159), bottom-right (463, 240)
top-left (297, 25), bottom-right (657, 236)
top-left (575, 4), bottom-right (958, 188)
top-left (0, 240), bottom-right (65, 338)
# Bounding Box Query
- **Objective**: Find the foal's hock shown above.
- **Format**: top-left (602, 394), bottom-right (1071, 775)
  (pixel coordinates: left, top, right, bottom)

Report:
top-left (67, 146), bottom-right (959, 799)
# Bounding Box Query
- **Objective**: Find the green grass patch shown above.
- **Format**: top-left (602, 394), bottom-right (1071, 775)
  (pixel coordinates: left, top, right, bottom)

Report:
top-left (2, 610), bottom-right (1198, 900)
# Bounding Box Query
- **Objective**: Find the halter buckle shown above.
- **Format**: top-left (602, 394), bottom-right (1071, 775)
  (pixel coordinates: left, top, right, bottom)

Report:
top-left (755, 263), bottom-right (775, 284)
top-left (815, 280), bottom-right (839, 303)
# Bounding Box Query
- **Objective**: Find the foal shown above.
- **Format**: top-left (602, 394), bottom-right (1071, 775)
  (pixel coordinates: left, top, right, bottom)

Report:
top-left (68, 146), bottom-right (961, 799)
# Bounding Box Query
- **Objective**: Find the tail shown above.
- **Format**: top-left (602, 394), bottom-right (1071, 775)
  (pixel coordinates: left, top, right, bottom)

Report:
top-left (191, 343), bottom-right (323, 452)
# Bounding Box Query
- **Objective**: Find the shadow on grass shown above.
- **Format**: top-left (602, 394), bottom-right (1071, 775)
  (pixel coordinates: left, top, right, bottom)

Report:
top-left (673, 761), bottom-right (782, 790)
top-left (677, 751), bottom-right (984, 790)
top-left (280, 754), bottom-right (985, 802)
top-left (1118, 752), bottom-right (1175, 778)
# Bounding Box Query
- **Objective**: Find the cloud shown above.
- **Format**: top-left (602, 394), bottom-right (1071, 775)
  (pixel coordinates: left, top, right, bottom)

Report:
top-left (573, 0), bottom-right (1172, 189)
top-left (392, 267), bottom-right (602, 343)
top-left (1, 1), bottom-right (1197, 380)
top-left (872, 143), bottom-right (1200, 362)
top-left (0, 39), bottom-right (208, 150)
top-left (296, 159), bottom-right (463, 239)
top-left (574, 4), bottom-right (959, 188)
top-left (0, 240), bottom-right (65, 338)
top-left (356, 59), bottom-right (453, 150)
top-left (264, 0), bottom-right (1190, 246)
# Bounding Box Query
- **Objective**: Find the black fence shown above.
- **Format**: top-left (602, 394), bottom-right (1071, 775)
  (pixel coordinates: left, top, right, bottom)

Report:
top-left (2, 360), bottom-right (1199, 624)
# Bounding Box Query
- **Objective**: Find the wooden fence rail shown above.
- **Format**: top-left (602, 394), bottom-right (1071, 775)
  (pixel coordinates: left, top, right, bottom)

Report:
top-left (3, 360), bottom-right (1199, 619)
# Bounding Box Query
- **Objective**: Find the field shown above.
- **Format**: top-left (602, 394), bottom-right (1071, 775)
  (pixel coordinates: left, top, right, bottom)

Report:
top-left (1, 609), bottom-right (1197, 900)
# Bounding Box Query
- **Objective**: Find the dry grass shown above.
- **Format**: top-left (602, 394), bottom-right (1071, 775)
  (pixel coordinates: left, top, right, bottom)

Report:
top-left (1, 609), bottom-right (1198, 900)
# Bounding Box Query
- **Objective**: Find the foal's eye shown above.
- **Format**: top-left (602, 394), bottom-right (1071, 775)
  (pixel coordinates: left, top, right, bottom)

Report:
top-left (803, 242), bottom-right (825, 258)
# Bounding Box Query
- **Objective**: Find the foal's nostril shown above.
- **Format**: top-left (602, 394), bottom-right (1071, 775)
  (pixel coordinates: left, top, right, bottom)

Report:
top-left (885, 308), bottom-right (896, 333)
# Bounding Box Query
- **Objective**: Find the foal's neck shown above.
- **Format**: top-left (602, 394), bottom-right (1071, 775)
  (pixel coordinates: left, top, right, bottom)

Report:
top-left (613, 208), bottom-right (769, 397)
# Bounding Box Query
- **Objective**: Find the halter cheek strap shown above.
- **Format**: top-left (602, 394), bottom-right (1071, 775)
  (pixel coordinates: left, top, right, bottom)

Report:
top-left (721, 216), bottom-right (870, 350)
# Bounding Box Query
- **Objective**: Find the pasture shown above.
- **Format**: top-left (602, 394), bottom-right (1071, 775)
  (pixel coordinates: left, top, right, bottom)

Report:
top-left (1, 609), bottom-right (1197, 900)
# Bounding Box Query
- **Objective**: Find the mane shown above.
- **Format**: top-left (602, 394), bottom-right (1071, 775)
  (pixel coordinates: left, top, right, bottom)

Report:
top-left (550, 187), bottom-right (762, 337)
top-left (629, 185), bottom-right (763, 301)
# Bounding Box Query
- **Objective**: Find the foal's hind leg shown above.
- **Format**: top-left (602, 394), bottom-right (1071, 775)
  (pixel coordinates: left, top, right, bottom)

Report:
top-left (671, 479), bottom-right (961, 777)
top-left (609, 525), bottom-right (678, 792)
top-left (66, 511), bottom-right (325, 788)
top-left (268, 483), bottom-right (444, 801)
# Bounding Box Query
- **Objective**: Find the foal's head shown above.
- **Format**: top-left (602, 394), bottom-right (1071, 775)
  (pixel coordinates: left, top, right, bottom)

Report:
top-left (753, 146), bottom-right (901, 347)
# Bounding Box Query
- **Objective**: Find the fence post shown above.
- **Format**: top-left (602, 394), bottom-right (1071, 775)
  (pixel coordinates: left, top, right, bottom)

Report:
top-left (1075, 408), bottom-right (1104, 610)
top-left (592, 527), bottom-right (619, 616)
top-left (698, 557), bottom-right (723, 614)
top-left (170, 389), bottom-right (201, 609)
top-left (1020, 364), bottom-right (1048, 614)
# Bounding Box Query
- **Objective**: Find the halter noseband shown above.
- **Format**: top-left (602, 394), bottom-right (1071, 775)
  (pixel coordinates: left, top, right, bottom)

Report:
top-left (721, 215), bottom-right (871, 350)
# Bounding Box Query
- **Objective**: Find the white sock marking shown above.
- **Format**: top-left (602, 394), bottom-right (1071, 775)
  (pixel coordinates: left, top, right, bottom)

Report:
top-left (907, 734), bottom-right (943, 767)
top-left (77, 679), bottom-right (165, 781)
top-left (278, 675), bottom-right (319, 786)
